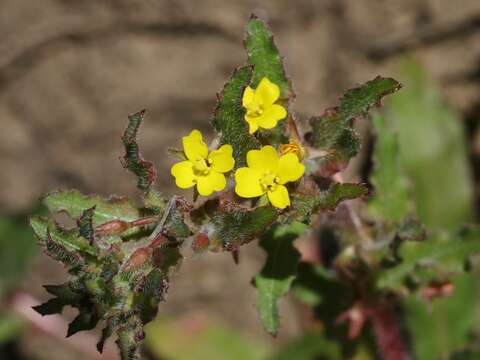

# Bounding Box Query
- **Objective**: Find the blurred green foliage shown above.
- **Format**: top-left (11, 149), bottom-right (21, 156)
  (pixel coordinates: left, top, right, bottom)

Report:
top-left (385, 61), bottom-right (474, 230)
top-left (0, 211), bottom-right (40, 346)
top-left (145, 316), bottom-right (269, 360)
top-left (0, 214), bottom-right (38, 298)
top-left (381, 60), bottom-right (478, 360)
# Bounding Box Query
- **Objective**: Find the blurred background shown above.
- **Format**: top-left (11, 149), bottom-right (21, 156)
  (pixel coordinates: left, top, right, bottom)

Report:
top-left (0, 1), bottom-right (479, 359)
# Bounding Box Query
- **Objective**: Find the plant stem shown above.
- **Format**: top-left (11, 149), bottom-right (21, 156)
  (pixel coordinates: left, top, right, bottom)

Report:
top-left (370, 301), bottom-right (411, 360)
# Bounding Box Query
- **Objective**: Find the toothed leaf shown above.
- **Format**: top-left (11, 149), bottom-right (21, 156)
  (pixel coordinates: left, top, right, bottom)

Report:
top-left (255, 222), bottom-right (307, 335)
top-left (43, 190), bottom-right (141, 237)
top-left (307, 77), bottom-right (401, 176)
top-left (213, 66), bottom-right (259, 168)
top-left (211, 202), bottom-right (278, 251)
top-left (289, 183), bottom-right (367, 223)
top-left (67, 309), bottom-right (99, 337)
top-left (30, 216), bottom-right (96, 257)
top-left (245, 15), bottom-right (291, 144)
top-left (121, 110), bottom-right (157, 192)
top-left (245, 15), bottom-right (291, 98)
top-left (339, 76), bottom-right (402, 122)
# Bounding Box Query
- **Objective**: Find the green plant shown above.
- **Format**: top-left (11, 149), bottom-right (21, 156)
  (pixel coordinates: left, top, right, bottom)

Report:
top-left (29, 15), bottom-right (479, 360)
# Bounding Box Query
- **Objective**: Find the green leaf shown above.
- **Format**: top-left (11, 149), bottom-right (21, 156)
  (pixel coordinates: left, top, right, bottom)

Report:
top-left (143, 190), bottom-right (167, 214)
top-left (245, 15), bottom-right (291, 144)
top-left (269, 332), bottom-right (341, 360)
top-left (306, 111), bottom-right (360, 177)
top-left (255, 222), bottom-right (307, 335)
top-left (30, 216), bottom-right (96, 257)
top-left (289, 182), bottom-right (367, 223)
top-left (145, 316), bottom-right (269, 360)
top-left (369, 113), bottom-right (411, 221)
top-left (212, 66), bottom-right (259, 168)
top-left (0, 215), bottom-right (37, 298)
top-left (306, 77), bottom-right (401, 177)
top-left (317, 183), bottom-right (368, 210)
top-left (211, 202), bottom-right (278, 251)
top-left (339, 76), bottom-right (401, 122)
top-left (403, 274), bottom-right (477, 360)
top-left (377, 228), bottom-right (480, 289)
top-left (43, 190), bottom-right (141, 226)
top-left (67, 309), bottom-right (99, 337)
top-left (245, 15), bottom-right (292, 99)
top-left (121, 109), bottom-right (157, 192)
top-left (33, 282), bottom-right (81, 315)
top-left (385, 61), bottom-right (474, 229)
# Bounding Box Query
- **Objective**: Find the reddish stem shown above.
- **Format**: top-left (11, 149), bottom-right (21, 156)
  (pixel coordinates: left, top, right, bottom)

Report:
top-left (370, 302), bottom-right (411, 360)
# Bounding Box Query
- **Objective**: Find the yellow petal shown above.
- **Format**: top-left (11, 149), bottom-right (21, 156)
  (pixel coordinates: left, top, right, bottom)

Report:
top-left (254, 77), bottom-right (280, 106)
top-left (182, 129), bottom-right (208, 161)
top-left (277, 153), bottom-right (305, 184)
top-left (268, 185), bottom-right (290, 209)
top-left (234, 167), bottom-right (264, 198)
top-left (258, 104), bottom-right (287, 129)
top-left (209, 144), bottom-right (235, 173)
top-left (171, 160), bottom-right (196, 189)
top-left (245, 115), bottom-right (259, 134)
top-left (246, 146), bottom-right (278, 173)
top-left (242, 86), bottom-right (255, 107)
top-left (197, 171), bottom-right (226, 196)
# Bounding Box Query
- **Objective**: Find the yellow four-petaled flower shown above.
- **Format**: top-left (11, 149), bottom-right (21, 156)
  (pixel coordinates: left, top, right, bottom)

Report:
top-left (171, 130), bottom-right (235, 196)
top-left (234, 146), bottom-right (305, 209)
top-left (242, 77), bottom-right (287, 134)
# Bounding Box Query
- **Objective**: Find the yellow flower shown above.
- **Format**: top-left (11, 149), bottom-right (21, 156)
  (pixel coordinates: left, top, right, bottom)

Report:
top-left (171, 130), bottom-right (235, 196)
top-left (242, 77), bottom-right (287, 134)
top-left (234, 146), bottom-right (305, 209)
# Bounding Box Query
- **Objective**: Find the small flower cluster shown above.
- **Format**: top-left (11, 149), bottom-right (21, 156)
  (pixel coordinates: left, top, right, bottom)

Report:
top-left (171, 77), bottom-right (304, 209)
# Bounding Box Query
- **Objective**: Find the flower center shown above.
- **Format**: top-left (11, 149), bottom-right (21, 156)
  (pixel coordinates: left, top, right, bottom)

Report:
top-left (247, 102), bottom-right (264, 117)
top-left (193, 158), bottom-right (211, 176)
top-left (260, 172), bottom-right (280, 192)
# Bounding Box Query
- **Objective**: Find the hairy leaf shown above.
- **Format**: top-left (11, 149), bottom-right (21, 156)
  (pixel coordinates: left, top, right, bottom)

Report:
top-left (245, 15), bottom-right (292, 98)
top-left (43, 190), bottom-right (140, 226)
top-left (307, 77), bottom-right (401, 176)
top-left (121, 109), bottom-right (157, 192)
top-left (245, 15), bottom-right (291, 144)
top-left (212, 66), bottom-right (259, 168)
top-left (339, 76), bottom-right (401, 122)
top-left (143, 190), bottom-right (167, 214)
top-left (30, 216), bottom-right (96, 257)
top-left (289, 182), bottom-right (367, 223)
top-left (255, 222), bottom-right (307, 335)
top-left (211, 201), bottom-right (278, 251)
